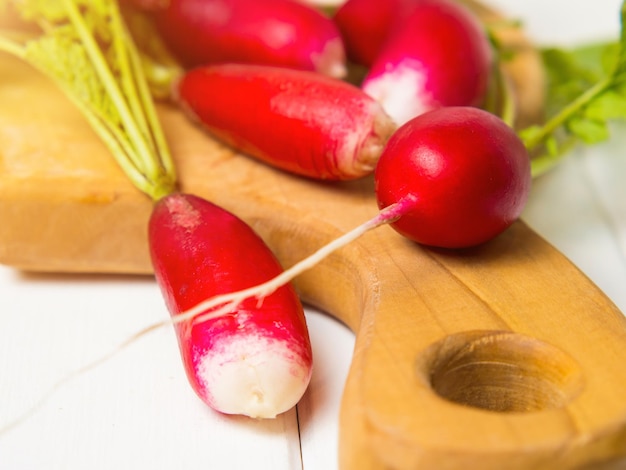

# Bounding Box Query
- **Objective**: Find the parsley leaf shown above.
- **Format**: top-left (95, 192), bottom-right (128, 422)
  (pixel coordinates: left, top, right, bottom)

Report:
top-left (521, 0), bottom-right (626, 177)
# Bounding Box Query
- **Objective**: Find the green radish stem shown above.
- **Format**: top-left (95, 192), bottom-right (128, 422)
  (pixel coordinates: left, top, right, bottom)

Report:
top-left (0, 320), bottom-right (163, 436)
top-left (526, 79), bottom-right (615, 177)
top-left (0, 0), bottom-right (177, 201)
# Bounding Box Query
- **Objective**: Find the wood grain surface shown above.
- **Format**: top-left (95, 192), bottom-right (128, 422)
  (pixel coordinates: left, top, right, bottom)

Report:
top-left (1, 3), bottom-right (626, 468)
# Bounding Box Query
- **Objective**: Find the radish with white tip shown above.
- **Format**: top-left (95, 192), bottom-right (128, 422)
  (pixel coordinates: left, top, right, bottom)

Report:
top-left (360, 0), bottom-right (494, 125)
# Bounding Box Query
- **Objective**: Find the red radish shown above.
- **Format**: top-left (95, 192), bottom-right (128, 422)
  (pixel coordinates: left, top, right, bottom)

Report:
top-left (149, 193), bottom-right (313, 418)
top-left (360, 0), bottom-right (493, 125)
top-left (333, 0), bottom-right (416, 66)
top-left (175, 63), bottom-right (397, 180)
top-left (375, 107), bottom-right (531, 248)
top-left (151, 0), bottom-right (347, 77)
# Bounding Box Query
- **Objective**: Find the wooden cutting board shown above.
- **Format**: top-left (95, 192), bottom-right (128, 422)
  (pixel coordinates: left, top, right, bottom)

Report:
top-left (2, 6), bottom-right (626, 469)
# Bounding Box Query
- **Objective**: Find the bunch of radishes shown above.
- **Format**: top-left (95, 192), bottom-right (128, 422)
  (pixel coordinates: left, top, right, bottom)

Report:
top-left (125, 0), bottom-right (531, 419)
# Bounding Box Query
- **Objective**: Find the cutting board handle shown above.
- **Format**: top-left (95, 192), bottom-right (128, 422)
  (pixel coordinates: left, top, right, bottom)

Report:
top-left (309, 220), bottom-right (626, 469)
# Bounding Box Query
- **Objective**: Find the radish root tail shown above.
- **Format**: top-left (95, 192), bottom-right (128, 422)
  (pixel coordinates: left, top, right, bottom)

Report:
top-left (175, 194), bottom-right (417, 326)
top-left (0, 321), bottom-right (166, 436)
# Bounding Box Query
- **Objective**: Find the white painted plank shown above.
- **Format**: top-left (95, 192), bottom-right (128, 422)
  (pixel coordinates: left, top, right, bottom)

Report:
top-left (297, 311), bottom-right (355, 470)
top-left (0, 270), bottom-right (301, 470)
top-left (485, 0), bottom-right (623, 45)
top-left (583, 124), bottom-right (626, 264)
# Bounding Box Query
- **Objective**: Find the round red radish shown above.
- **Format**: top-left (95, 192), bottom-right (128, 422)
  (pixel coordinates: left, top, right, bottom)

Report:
top-left (175, 63), bottom-right (396, 181)
top-left (149, 193), bottom-right (313, 418)
top-left (375, 107), bottom-right (531, 248)
top-left (152, 0), bottom-right (347, 77)
top-left (361, 0), bottom-right (493, 125)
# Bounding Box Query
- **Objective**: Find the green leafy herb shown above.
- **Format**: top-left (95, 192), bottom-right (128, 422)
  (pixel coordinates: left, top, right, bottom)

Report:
top-left (0, 0), bottom-right (176, 200)
top-left (521, 0), bottom-right (626, 177)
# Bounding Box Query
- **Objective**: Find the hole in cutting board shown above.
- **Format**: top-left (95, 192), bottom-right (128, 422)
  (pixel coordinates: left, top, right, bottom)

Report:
top-left (418, 330), bottom-right (584, 413)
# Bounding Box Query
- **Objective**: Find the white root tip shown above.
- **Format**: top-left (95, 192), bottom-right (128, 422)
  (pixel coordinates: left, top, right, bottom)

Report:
top-left (196, 334), bottom-right (312, 419)
top-left (312, 37), bottom-right (348, 79)
top-left (354, 102), bottom-right (397, 174)
top-left (363, 60), bottom-right (435, 126)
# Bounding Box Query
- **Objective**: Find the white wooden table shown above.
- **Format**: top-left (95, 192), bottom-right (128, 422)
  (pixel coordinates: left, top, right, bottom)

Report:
top-left (1, 1), bottom-right (625, 468)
